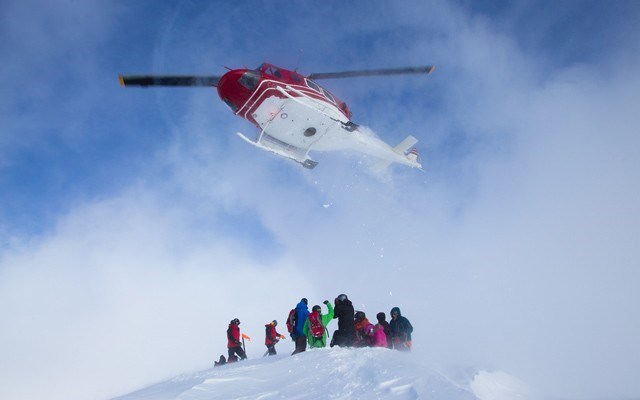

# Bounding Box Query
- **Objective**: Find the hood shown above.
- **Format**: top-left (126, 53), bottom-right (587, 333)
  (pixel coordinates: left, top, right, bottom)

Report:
top-left (296, 301), bottom-right (309, 310)
top-left (390, 307), bottom-right (402, 317)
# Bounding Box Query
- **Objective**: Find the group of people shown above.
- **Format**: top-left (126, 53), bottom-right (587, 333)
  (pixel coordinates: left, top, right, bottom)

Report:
top-left (289, 294), bottom-right (414, 355)
top-left (214, 293), bottom-right (413, 366)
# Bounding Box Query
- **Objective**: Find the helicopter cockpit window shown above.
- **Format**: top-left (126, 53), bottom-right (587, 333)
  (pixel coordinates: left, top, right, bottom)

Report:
top-left (222, 98), bottom-right (238, 112)
top-left (238, 70), bottom-right (260, 91)
top-left (321, 88), bottom-right (336, 104)
top-left (305, 78), bottom-right (321, 93)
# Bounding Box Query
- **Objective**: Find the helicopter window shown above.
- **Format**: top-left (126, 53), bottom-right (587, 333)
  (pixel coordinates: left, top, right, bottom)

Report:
top-left (305, 78), bottom-right (321, 93)
top-left (238, 70), bottom-right (260, 91)
top-left (222, 98), bottom-right (238, 112)
top-left (291, 73), bottom-right (301, 83)
top-left (321, 88), bottom-right (336, 104)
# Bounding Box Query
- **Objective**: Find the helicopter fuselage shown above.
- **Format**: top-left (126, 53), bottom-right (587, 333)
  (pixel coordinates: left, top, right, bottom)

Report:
top-left (216, 63), bottom-right (420, 169)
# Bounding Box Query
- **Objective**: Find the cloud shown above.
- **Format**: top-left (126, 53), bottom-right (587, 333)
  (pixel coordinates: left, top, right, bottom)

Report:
top-left (0, 184), bottom-right (318, 399)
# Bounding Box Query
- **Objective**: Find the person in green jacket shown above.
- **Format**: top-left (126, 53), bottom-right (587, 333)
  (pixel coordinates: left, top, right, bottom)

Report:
top-left (303, 300), bottom-right (334, 348)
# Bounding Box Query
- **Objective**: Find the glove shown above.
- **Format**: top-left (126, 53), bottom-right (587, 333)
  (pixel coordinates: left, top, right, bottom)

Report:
top-left (323, 300), bottom-right (329, 305)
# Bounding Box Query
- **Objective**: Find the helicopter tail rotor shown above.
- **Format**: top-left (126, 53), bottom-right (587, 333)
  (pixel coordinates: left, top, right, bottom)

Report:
top-left (118, 75), bottom-right (220, 87)
top-left (307, 65), bottom-right (434, 80)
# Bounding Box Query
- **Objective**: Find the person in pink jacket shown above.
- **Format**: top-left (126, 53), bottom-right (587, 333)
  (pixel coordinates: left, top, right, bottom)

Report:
top-left (372, 321), bottom-right (388, 348)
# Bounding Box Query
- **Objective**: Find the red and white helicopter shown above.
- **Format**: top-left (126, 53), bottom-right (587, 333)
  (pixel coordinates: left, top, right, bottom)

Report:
top-left (119, 63), bottom-right (434, 170)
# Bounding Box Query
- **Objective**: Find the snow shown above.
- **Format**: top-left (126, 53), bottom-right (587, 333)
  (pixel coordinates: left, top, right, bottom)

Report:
top-left (470, 370), bottom-right (534, 400)
top-left (114, 347), bottom-right (531, 400)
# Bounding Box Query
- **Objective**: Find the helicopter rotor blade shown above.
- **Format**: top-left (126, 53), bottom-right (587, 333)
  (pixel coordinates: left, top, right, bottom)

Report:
top-left (307, 65), bottom-right (434, 80)
top-left (118, 75), bottom-right (220, 87)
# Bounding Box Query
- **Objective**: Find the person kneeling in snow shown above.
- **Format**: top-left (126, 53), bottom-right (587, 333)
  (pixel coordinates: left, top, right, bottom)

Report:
top-left (303, 301), bottom-right (334, 348)
top-left (214, 355), bottom-right (226, 367)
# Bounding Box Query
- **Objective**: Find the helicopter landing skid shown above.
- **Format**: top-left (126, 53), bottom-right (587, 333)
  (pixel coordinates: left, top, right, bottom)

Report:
top-left (236, 132), bottom-right (318, 169)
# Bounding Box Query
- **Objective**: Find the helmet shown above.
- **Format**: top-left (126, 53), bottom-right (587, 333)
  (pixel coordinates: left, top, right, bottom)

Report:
top-left (301, 298), bottom-right (308, 305)
top-left (232, 318), bottom-right (240, 325)
top-left (355, 311), bottom-right (365, 321)
top-left (337, 294), bottom-right (348, 302)
top-left (312, 305), bottom-right (321, 313)
top-left (272, 320), bottom-right (277, 326)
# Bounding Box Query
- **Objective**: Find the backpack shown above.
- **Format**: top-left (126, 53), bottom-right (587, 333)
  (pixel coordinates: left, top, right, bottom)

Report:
top-left (265, 325), bottom-right (272, 340)
top-left (286, 309), bottom-right (297, 333)
top-left (227, 327), bottom-right (234, 342)
top-left (214, 355), bottom-right (226, 367)
top-left (308, 311), bottom-right (324, 338)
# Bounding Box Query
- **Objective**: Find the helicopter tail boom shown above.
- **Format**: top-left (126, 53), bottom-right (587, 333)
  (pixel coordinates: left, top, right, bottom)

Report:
top-left (371, 135), bottom-right (421, 172)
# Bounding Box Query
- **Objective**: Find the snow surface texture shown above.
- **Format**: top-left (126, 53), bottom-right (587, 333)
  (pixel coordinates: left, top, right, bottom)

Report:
top-left (115, 347), bottom-right (531, 400)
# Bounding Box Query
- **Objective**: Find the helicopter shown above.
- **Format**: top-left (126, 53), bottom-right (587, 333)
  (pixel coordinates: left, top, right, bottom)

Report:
top-left (119, 62), bottom-right (434, 170)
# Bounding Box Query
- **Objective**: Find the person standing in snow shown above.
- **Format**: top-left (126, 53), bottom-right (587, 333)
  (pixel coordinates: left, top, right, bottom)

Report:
top-left (376, 312), bottom-right (392, 349)
top-left (265, 320), bottom-right (284, 356)
top-left (354, 311), bottom-right (375, 347)
top-left (303, 300), bottom-right (334, 348)
top-left (291, 298), bottom-right (310, 355)
top-left (389, 307), bottom-right (413, 351)
top-left (331, 294), bottom-right (355, 347)
top-left (227, 318), bottom-right (247, 361)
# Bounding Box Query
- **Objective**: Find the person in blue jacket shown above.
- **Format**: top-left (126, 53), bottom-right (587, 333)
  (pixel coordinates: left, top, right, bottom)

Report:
top-left (291, 298), bottom-right (309, 355)
top-left (389, 306), bottom-right (413, 351)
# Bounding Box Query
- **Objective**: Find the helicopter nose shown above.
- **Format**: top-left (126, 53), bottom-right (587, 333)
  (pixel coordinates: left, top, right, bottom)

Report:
top-left (217, 69), bottom-right (260, 114)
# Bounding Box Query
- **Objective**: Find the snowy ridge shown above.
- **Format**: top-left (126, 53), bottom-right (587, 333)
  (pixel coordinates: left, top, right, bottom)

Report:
top-left (115, 347), bottom-right (484, 400)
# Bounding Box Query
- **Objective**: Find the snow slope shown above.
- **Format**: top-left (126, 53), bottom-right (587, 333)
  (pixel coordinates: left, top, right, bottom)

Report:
top-left (114, 347), bottom-right (531, 400)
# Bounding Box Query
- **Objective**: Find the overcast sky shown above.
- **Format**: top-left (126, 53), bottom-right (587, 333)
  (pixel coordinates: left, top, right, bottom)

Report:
top-left (1, 1), bottom-right (639, 399)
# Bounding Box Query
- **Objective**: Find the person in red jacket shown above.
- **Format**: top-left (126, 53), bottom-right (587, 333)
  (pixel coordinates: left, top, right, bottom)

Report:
top-left (353, 311), bottom-right (375, 347)
top-left (227, 318), bottom-right (247, 361)
top-left (265, 320), bottom-right (284, 356)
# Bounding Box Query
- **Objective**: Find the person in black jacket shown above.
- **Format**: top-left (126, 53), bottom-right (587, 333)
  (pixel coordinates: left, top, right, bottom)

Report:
top-left (331, 294), bottom-right (355, 347)
top-left (389, 307), bottom-right (413, 351)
